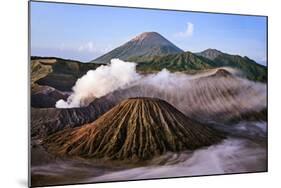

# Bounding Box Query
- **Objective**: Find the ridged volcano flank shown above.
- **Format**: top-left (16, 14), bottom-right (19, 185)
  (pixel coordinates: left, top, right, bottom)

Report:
top-left (43, 98), bottom-right (225, 161)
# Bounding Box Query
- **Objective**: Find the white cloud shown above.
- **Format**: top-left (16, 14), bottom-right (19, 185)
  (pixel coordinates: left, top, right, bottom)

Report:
top-left (175, 22), bottom-right (194, 38)
top-left (78, 42), bottom-right (96, 52)
top-left (78, 42), bottom-right (113, 54)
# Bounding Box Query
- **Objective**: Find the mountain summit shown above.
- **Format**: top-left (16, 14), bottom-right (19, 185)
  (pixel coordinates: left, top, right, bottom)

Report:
top-left (196, 48), bottom-right (223, 60)
top-left (92, 32), bottom-right (183, 64)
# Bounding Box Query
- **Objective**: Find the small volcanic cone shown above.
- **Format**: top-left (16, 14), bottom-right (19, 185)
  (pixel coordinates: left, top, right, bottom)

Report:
top-left (43, 98), bottom-right (225, 161)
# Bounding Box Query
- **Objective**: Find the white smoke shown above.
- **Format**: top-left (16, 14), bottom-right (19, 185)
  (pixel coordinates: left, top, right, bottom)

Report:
top-left (56, 58), bottom-right (192, 108)
top-left (56, 58), bottom-right (266, 115)
top-left (56, 59), bottom-right (140, 108)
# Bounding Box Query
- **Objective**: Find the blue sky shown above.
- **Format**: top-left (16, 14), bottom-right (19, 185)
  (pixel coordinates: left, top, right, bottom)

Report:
top-left (31, 1), bottom-right (267, 65)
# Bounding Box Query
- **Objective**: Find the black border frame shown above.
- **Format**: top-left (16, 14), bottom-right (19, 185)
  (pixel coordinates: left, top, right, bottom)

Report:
top-left (28, 0), bottom-right (268, 187)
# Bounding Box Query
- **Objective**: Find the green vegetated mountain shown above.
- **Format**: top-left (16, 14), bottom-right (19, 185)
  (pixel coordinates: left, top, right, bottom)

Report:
top-left (89, 32), bottom-right (266, 82)
top-left (197, 49), bottom-right (267, 82)
top-left (31, 56), bottom-right (103, 91)
top-left (91, 32), bottom-right (183, 64)
top-left (133, 51), bottom-right (218, 73)
top-left (132, 48), bottom-right (267, 82)
top-left (196, 48), bottom-right (223, 60)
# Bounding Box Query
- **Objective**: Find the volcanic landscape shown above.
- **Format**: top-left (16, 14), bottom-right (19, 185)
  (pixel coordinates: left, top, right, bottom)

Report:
top-left (30, 32), bottom-right (267, 186)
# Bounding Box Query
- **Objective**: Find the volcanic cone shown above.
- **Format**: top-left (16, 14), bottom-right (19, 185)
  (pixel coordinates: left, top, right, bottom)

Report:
top-left (43, 98), bottom-right (225, 161)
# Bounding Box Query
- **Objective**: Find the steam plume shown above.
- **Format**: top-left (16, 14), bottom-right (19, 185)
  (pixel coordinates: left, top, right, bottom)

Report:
top-left (56, 58), bottom-right (266, 119)
top-left (56, 59), bottom-right (140, 108)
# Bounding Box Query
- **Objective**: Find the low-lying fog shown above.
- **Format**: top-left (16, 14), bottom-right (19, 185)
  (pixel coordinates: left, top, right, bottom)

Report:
top-left (32, 130), bottom-right (267, 185)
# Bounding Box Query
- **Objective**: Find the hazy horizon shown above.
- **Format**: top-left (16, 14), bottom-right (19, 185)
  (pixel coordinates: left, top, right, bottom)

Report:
top-left (30, 1), bottom-right (267, 65)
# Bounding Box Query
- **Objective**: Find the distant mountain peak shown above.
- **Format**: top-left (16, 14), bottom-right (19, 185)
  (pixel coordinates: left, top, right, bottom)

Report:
top-left (204, 48), bottom-right (223, 53)
top-left (129, 31), bottom-right (176, 46)
top-left (92, 32), bottom-right (183, 64)
top-left (131, 32), bottom-right (160, 41)
top-left (197, 48), bottom-right (223, 60)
